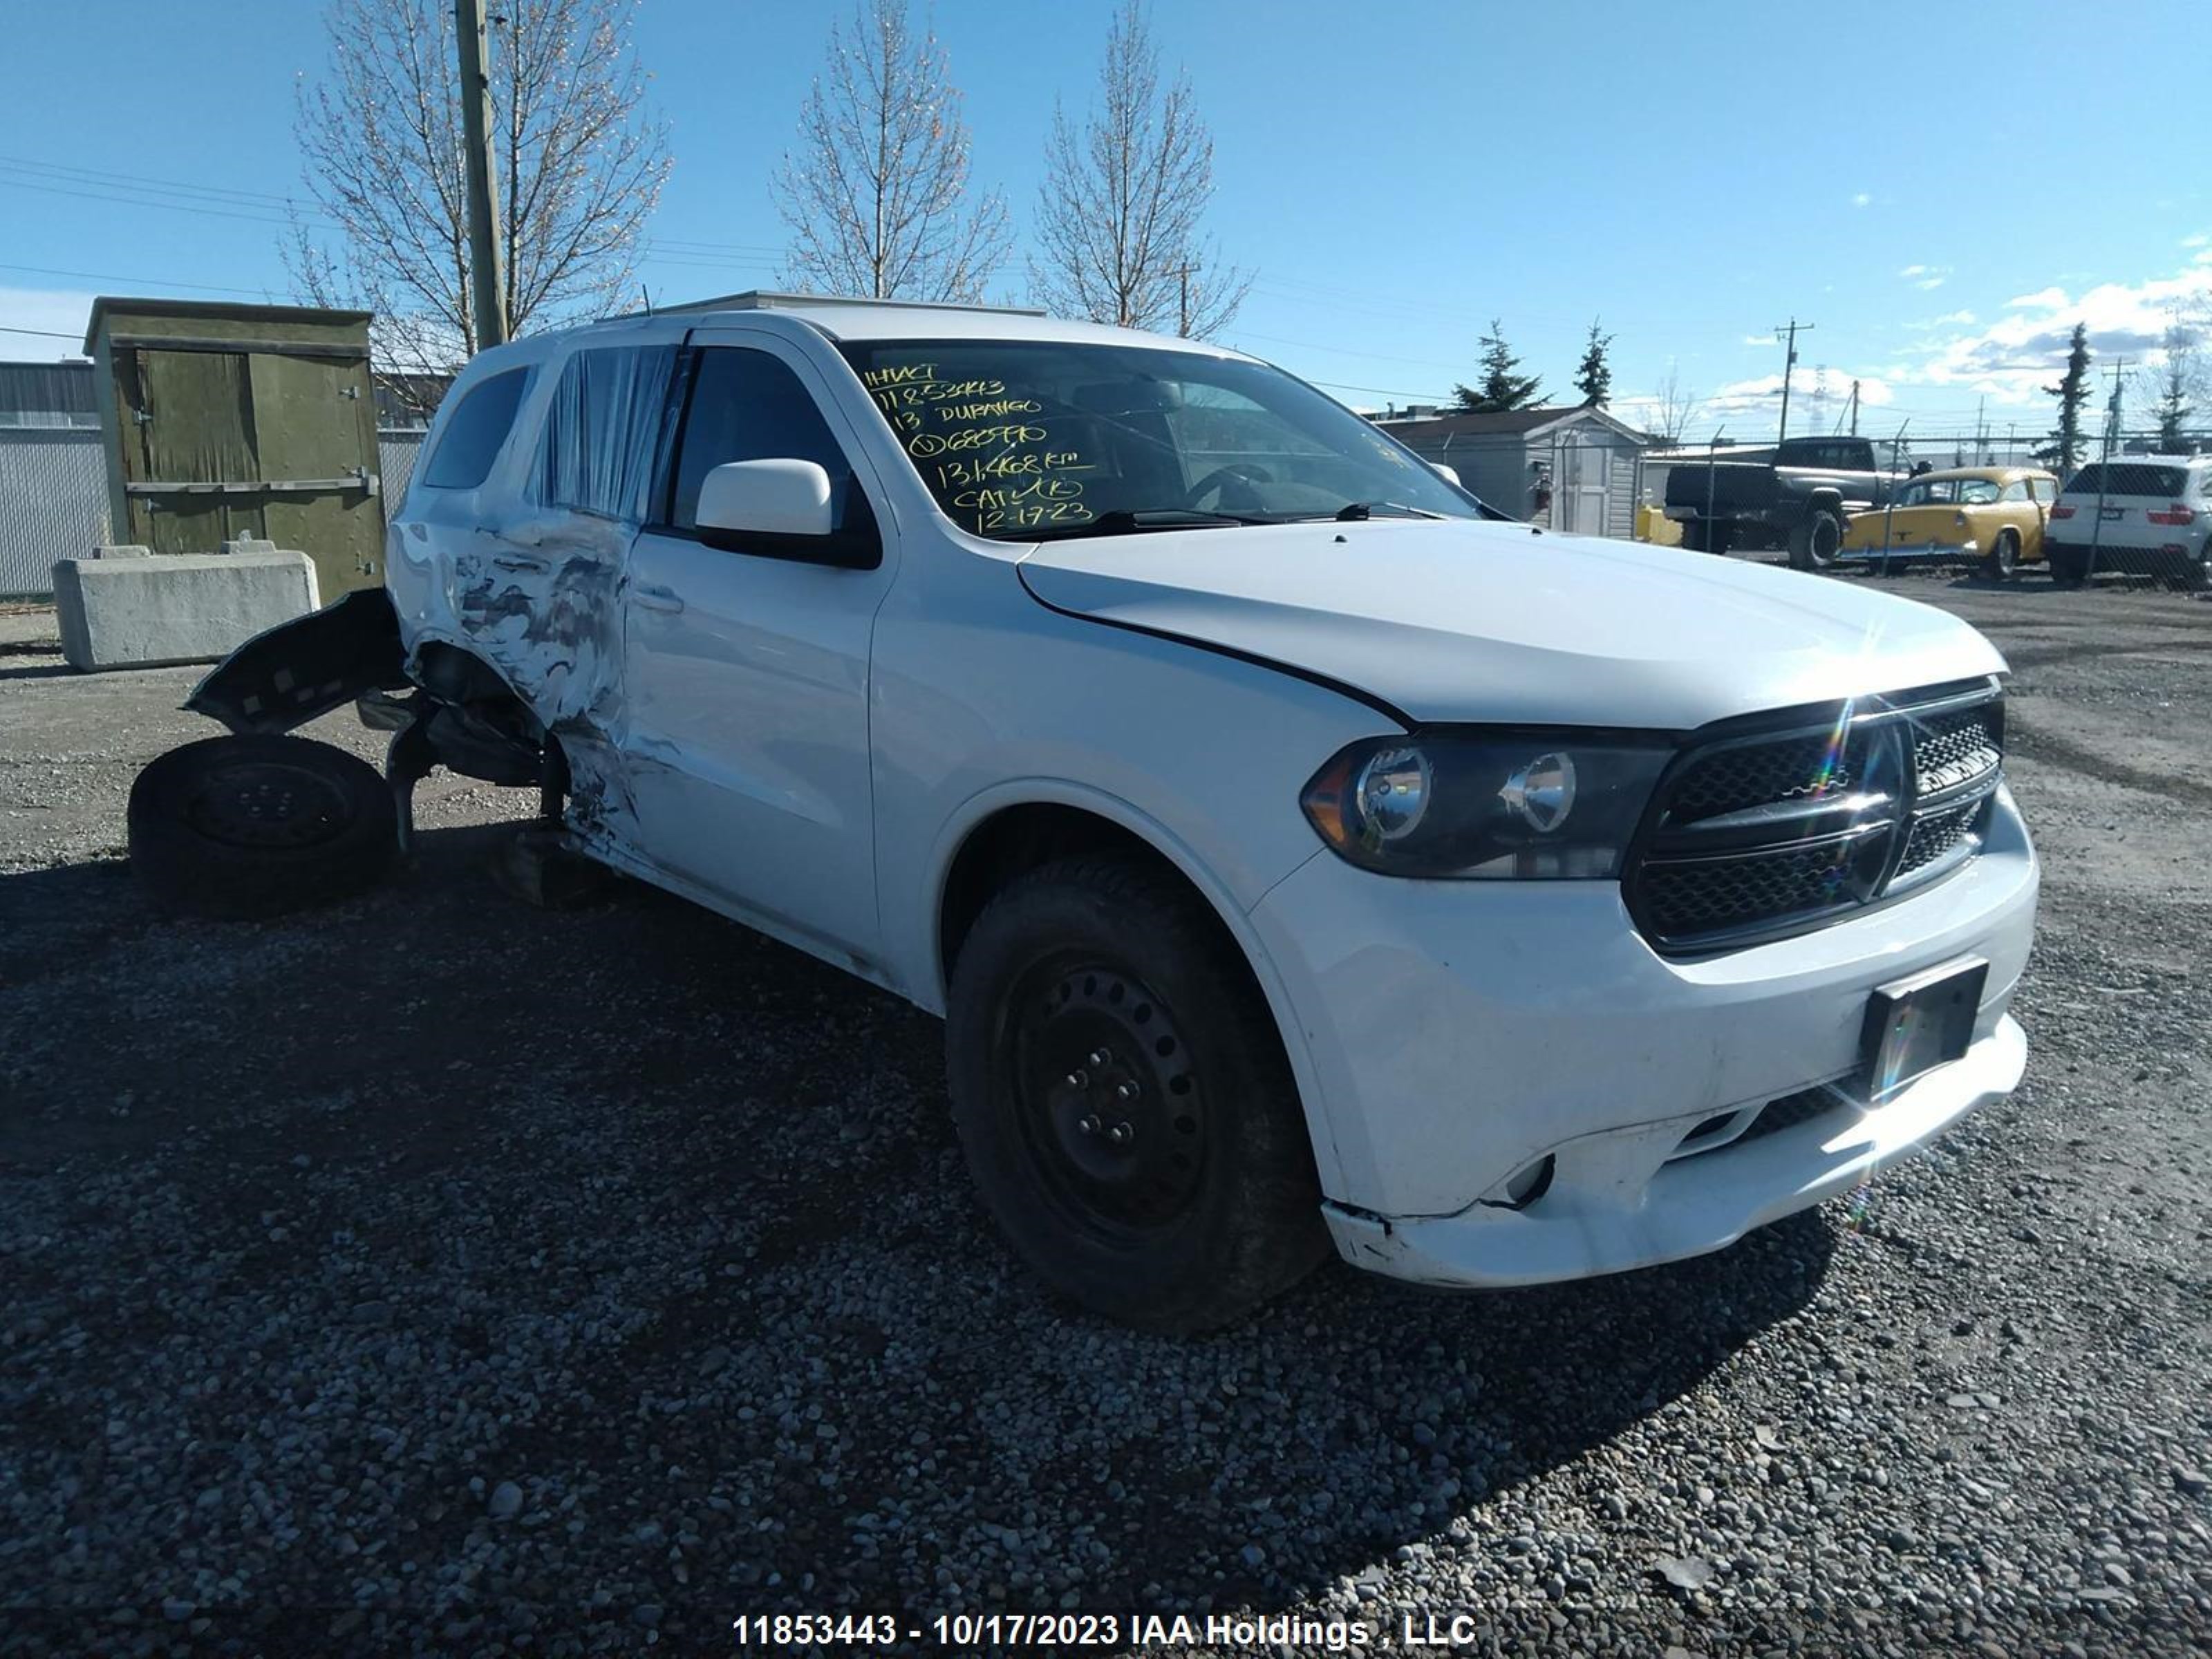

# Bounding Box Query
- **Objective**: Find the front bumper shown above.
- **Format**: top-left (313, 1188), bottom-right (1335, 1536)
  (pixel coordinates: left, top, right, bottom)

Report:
top-left (1326, 1016), bottom-right (2023, 1286)
top-left (1248, 784), bottom-right (2037, 1286)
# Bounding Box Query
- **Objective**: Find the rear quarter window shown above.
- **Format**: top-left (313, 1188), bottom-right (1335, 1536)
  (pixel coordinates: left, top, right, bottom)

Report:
top-left (534, 344), bottom-right (680, 521)
top-left (419, 366), bottom-right (533, 490)
top-left (2064, 462), bottom-right (2188, 497)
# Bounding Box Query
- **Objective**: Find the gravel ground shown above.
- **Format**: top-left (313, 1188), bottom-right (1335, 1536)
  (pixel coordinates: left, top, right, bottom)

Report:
top-left (2, 570), bottom-right (2209, 1658)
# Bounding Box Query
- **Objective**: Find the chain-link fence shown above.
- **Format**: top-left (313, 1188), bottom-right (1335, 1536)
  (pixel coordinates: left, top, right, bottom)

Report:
top-left (0, 429), bottom-right (109, 598)
top-left (0, 428), bottom-right (427, 600)
top-left (1633, 431), bottom-right (2211, 594)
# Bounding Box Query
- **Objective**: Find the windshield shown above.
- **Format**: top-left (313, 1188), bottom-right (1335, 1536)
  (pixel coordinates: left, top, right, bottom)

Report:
top-left (837, 338), bottom-right (1485, 540)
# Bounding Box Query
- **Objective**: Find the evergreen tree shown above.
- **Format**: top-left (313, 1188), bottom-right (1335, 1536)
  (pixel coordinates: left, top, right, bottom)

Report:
top-left (2040, 321), bottom-right (2092, 474)
top-left (1573, 318), bottom-right (1614, 406)
top-left (1452, 319), bottom-right (1543, 413)
top-left (2155, 364), bottom-right (2191, 452)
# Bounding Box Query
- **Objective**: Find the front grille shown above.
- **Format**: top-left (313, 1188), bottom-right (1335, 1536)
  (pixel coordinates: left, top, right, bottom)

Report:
top-left (1666, 730), bottom-right (1864, 821)
top-left (1640, 836), bottom-right (1864, 937)
top-left (1625, 680), bottom-right (2003, 953)
top-left (1737, 1084), bottom-right (1848, 1144)
top-left (1895, 796), bottom-right (1983, 880)
top-left (1912, 706), bottom-right (2001, 795)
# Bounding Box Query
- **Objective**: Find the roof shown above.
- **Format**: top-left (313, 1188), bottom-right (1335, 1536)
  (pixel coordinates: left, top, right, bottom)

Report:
top-left (1911, 465), bottom-right (2057, 482)
top-left (1376, 404), bottom-right (1651, 444)
top-left (84, 294), bottom-right (373, 355)
top-left (583, 289), bottom-right (1248, 356)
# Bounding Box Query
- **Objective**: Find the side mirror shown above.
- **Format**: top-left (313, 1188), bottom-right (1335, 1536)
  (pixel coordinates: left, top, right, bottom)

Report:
top-left (1429, 461), bottom-right (1462, 487)
top-left (693, 459), bottom-right (880, 568)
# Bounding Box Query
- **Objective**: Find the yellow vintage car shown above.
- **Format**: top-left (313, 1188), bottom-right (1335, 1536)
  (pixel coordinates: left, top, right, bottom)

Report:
top-left (1842, 465), bottom-right (2061, 579)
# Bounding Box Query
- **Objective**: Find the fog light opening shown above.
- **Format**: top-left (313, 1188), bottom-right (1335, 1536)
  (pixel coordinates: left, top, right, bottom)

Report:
top-left (1481, 1154), bottom-right (1556, 1212)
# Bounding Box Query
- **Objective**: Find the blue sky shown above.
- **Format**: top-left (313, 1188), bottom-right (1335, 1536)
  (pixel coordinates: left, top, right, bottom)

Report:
top-left (4, 0), bottom-right (2208, 440)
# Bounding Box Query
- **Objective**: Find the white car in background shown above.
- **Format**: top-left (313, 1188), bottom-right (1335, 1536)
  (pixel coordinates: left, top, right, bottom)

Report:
top-left (2046, 455), bottom-right (2212, 588)
top-left (155, 294), bottom-right (2039, 1331)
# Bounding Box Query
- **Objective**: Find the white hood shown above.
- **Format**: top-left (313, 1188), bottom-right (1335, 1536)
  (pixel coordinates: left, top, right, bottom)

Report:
top-left (1017, 518), bottom-right (2006, 729)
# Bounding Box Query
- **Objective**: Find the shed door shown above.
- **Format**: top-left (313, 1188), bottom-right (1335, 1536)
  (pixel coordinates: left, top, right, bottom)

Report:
top-left (130, 349), bottom-right (259, 483)
top-left (1563, 440), bottom-right (1609, 534)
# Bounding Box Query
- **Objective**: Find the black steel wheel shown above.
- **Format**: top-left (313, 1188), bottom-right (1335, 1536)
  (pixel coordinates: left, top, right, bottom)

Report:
top-left (129, 734), bottom-right (395, 919)
top-left (1008, 958), bottom-right (1209, 1242)
top-left (946, 854), bottom-right (1329, 1331)
top-left (2047, 543), bottom-right (2089, 585)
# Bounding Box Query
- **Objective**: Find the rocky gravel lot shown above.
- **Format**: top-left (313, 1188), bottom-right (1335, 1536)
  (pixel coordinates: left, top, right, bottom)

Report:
top-left (2, 573), bottom-right (2209, 1658)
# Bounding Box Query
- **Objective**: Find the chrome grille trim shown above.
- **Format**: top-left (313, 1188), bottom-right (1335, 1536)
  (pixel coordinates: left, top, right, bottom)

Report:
top-left (1624, 678), bottom-right (2004, 955)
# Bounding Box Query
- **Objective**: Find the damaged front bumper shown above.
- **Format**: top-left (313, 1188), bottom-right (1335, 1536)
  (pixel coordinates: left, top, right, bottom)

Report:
top-left (187, 588), bottom-right (409, 734)
top-left (185, 587), bottom-right (553, 850)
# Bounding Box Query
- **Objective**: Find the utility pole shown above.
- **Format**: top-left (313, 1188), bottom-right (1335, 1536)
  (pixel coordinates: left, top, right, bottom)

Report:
top-left (1772, 316), bottom-right (1813, 442)
top-left (1847, 379), bottom-right (1859, 435)
top-left (2088, 358), bottom-right (2128, 578)
top-left (456, 0), bottom-right (509, 350)
top-left (1177, 265), bottom-right (1190, 339)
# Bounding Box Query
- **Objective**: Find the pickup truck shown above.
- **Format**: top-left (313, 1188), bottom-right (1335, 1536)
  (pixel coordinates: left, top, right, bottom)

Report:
top-left (1664, 435), bottom-right (1906, 568)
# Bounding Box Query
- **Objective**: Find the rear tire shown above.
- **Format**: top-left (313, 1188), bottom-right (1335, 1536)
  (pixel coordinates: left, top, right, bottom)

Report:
top-left (128, 734), bottom-right (395, 919)
top-left (945, 854), bottom-right (1329, 1332)
top-left (2047, 543), bottom-right (2089, 585)
top-left (1680, 521), bottom-right (1708, 553)
top-left (1788, 508), bottom-right (1844, 572)
top-left (1982, 530), bottom-right (2020, 581)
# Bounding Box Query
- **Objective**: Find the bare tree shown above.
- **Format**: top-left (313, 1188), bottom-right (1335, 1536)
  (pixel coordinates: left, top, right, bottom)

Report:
top-left (1647, 360), bottom-right (1702, 445)
top-left (2134, 314), bottom-right (2204, 451)
top-left (287, 0), bottom-right (671, 375)
top-left (771, 0), bottom-right (1009, 303)
top-left (1028, 0), bottom-right (1248, 338)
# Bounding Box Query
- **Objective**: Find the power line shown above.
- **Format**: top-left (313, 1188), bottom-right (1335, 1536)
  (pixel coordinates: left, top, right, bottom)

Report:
top-left (0, 153), bottom-right (308, 208)
top-left (0, 325), bottom-right (83, 340)
top-left (0, 261), bottom-right (276, 297)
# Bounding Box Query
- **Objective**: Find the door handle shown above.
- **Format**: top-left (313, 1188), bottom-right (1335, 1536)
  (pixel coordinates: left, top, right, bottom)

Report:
top-left (492, 553), bottom-right (548, 574)
top-left (632, 583), bottom-right (685, 614)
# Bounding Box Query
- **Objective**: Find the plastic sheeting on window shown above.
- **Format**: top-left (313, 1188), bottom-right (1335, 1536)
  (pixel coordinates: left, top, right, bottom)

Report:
top-left (534, 344), bottom-right (677, 521)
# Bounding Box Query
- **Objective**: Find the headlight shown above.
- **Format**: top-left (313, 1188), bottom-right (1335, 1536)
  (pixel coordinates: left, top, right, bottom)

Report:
top-left (1300, 731), bottom-right (1673, 879)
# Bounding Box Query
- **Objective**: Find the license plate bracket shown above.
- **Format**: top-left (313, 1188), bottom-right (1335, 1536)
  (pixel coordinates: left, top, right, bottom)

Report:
top-left (1861, 957), bottom-right (1987, 1099)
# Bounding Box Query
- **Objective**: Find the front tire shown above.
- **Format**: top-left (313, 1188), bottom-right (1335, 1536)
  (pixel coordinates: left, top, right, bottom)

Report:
top-left (1788, 508), bottom-right (1844, 572)
top-left (945, 855), bottom-right (1329, 1331)
top-left (128, 734), bottom-right (395, 919)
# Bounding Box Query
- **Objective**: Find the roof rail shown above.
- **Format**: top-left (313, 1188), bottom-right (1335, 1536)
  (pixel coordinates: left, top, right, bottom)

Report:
top-left (644, 289), bottom-right (1047, 318)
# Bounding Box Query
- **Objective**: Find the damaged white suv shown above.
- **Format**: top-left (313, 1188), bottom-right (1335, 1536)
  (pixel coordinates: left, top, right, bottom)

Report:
top-left (170, 294), bottom-right (2038, 1331)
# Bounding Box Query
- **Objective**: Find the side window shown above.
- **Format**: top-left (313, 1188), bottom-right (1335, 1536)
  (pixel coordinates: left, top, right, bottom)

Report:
top-left (534, 344), bottom-right (679, 520)
top-left (419, 366), bottom-right (532, 490)
top-left (2030, 478), bottom-right (2056, 504)
top-left (666, 347), bottom-right (860, 532)
top-left (1998, 480), bottom-right (2030, 503)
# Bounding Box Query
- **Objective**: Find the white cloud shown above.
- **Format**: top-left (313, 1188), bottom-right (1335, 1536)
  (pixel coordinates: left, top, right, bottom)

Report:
top-left (1899, 263), bottom-right (2212, 411)
top-left (1929, 310), bottom-right (1978, 326)
top-left (1900, 263), bottom-right (1951, 292)
top-left (1851, 191), bottom-right (1872, 208)
top-left (1706, 371), bottom-right (1897, 420)
top-left (1740, 332), bottom-right (1774, 346)
top-left (2183, 232), bottom-right (2209, 248)
top-left (1900, 265), bottom-right (1929, 278)
top-left (0, 288), bottom-right (96, 356)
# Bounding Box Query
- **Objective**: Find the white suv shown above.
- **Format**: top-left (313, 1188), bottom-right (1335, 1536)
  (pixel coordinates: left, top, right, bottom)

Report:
top-left (172, 294), bottom-right (2038, 1331)
top-left (2047, 454), bottom-right (2212, 588)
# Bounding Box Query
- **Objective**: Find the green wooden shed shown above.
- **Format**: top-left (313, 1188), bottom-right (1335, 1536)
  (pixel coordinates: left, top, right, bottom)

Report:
top-left (82, 297), bottom-right (386, 597)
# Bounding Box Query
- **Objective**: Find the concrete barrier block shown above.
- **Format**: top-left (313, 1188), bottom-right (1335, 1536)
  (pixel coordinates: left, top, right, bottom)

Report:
top-left (53, 550), bottom-right (322, 673)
